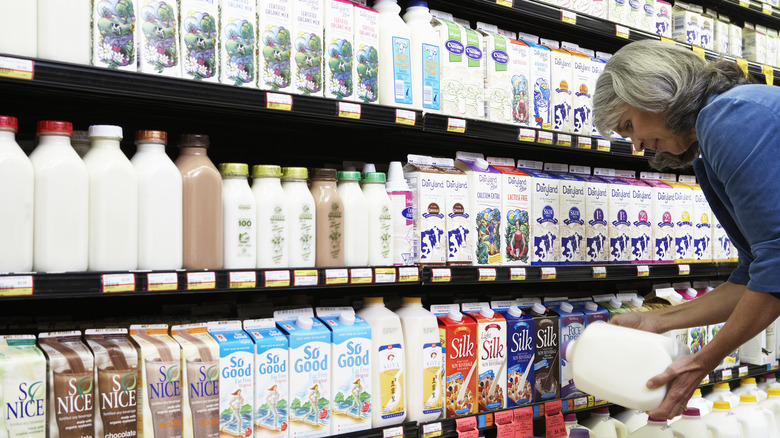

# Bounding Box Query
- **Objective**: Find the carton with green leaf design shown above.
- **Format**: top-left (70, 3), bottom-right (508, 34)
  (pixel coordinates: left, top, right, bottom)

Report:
top-left (0, 334), bottom-right (46, 438)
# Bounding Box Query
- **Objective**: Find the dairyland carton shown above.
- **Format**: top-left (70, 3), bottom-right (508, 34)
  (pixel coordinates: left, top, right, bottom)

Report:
top-left (353, 5), bottom-right (379, 104)
top-left (486, 157), bottom-right (532, 266)
top-left (220, 0), bottom-right (257, 87)
top-left (711, 212), bottom-right (732, 262)
top-left (544, 163), bottom-right (587, 264)
top-left (506, 37), bottom-right (533, 127)
top-left (403, 154), bottom-right (447, 266)
top-left (291, 0), bottom-right (324, 96)
top-left (542, 39), bottom-right (573, 133)
top-left (0, 335), bottom-right (47, 438)
top-left (661, 176), bottom-right (694, 263)
top-left (137, 0), bottom-right (180, 77)
top-left (672, 2), bottom-right (700, 46)
top-left (655, 0), bottom-right (673, 38)
top-left (258, 0), bottom-right (294, 92)
top-left (569, 165), bottom-right (609, 264)
top-left (461, 303), bottom-right (507, 412)
top-left (477, 23), bottom-right (514, 124)
top-left (639, 172), bottom-right (676, 263)
top-left (180, 0), bottom-right (220, 82)
top-left (431, 304), bottom-right (477, 418)
top-left (431, 157), bottom-right (473, 266)
top-left (614, 170), bottom-right (653, 264)
top-left (274, 309), bottom-right (330, 438)
top-left (587, 52), bottom-right (607, 137)
top-left (517, 160), bottom-right (560, 265)
top-left (243, 319), bottom-right (289, 438)
top-left (314, 308), bottom-right (371, 434)
top-left (324, 0), bottom-right (354, 100)
top-left (593, 168), bottom-right (633, 263)
top-left (92, 0), bottom-right (138, 72)
top-left (679, 176), bottom-right (712, 262)
top-left (455, 151), bottom-right (502, 266)
top-left (562, 43), bottom-right (594, 136)
top-left (518, 35), bottom-right (552, 130)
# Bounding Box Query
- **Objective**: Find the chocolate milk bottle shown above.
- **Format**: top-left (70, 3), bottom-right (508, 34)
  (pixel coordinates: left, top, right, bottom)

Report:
top-left (175, 134), bottom-right (223, 270)
top-left (84, 329), bottom-right (138, 438)
top-left (38, 331), bottom-right (95, 438)
top-left (310, 168), bottom-right (345, 267)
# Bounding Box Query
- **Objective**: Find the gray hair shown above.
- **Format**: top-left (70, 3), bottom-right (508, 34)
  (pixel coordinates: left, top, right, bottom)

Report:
top-left (593, 40), bottom-right (751, 169)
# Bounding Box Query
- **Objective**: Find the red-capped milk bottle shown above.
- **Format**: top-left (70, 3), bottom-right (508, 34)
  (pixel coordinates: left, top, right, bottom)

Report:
top-left (0, 116), bottom-right (33, 273)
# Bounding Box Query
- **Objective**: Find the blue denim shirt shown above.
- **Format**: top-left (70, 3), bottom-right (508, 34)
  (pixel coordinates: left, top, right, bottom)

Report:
top-left (695, 84), bottom-right (780, 293)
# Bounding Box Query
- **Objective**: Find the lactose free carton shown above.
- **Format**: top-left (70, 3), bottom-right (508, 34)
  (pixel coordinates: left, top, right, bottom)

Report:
top-left (486, 156), bottom-right (532, 266)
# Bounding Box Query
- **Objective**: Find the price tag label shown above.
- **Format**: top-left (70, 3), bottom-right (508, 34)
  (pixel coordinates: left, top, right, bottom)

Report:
top-left (350, 268), bottom-right (373, 284)
top-left (510, 267), bottom-right (526, 281)
top-left (701, 374), bottom-right (710, 385)
top-left (496, 0), bottom-right (513, 6)
top-left (266, 92), bottom-right (292, 111)
top-left (447, 117), bottom-right (466, 133)
top-left (556, 133), bottom-right (572, 147)
top-left (771, 360), bottom-right (780, 370)
top-left (395, 109), bottom-right (417, 125)
top-left (187, 272), bottom-right (216, 290)
top-left (325, 269), bottom-right (349, 285)
top-left (0, 275), bottom-right (33, 296)
top-left (495, 410), bottom-right (514, 438)
top-left (102, 273), bottom-right (135, 293)
top-left (147, 272), bottom-right (178, 292)
top-left (763, 3), bottom-right (773, 14)
top-left (431, 268), bottom-right (451, 282)
top-left (398, 266), bottom-right (419, 282)
top-left (229, 271), bottom-right (256, 289)
top-left (544, 400), bottom-right (566, 438)
top-left (383, 426), bottom-right (404, 438)
top-left (374, 267), bottom-right (397, 283)
top-left (739, 0), bottom-right (749, 6)
top-left (615, 24), bottom-right (630, 39)
top-left (455, 416), bottom-right (477, 432)
top-left (597, 139), bottom-right (611, 152)
top-left (738, 366), bottom-right (749, 377)
top-left (577, 136), bottom-right (592, 149)
top-left (561, 9), bottom-right (577, 24)
top-left (0, 56), bottom-right (34, 80)
top-left (632, 146), bottom-right (645, 156)
top-left (421, 422), bottom-right (442, 438)
top-left (293, 269), bottom-right (318, 286)
top-left (478, 268), bottom-right (496, 281)
top-left (764, 65), bottom-right (774, 85)
top-left (637, 265), bottom-right (650, 277)
top-left (722, 368), bottom-right (732, 380)
top-left (660, 37), bottom-right (675, 45)
top-left (592, 266), bottom-right (607, 279)
top-left (519, 128), bottom-right (536, 142)
top-left (264, 270), bottom-right (291, 287)
top-left (338, 102), bottom-right (361, 119)
top-left (736, 58), bottom-right (749, 77)
top-left (541, 267), bottom-right (556, 280)
top-left (573, 397), bottom-right (589, 408)
top-left (537, 130), bottom-right (554, 144)
top-left (678, 264), bottom-right (690, 275)
top-left (514, 408), bottom-right (534, 438)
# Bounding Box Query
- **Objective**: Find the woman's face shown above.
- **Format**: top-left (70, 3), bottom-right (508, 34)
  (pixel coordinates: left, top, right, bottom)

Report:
top-left (614, 106), bottom-right (697, 154)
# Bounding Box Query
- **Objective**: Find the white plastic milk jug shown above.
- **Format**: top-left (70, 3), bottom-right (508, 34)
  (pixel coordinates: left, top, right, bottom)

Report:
top-left (733, 377), bottom-right (768, 401)
top-left (685, 388), bottom-right (713, 417)
top-left (563, 321), bottom-right (689, 411)
top-left (565, 413), bottom-right (593, 436)
top-left (760, 387), bottom-right (780, 435)
top-left (705, 382), bottom-right (741, 408)
top-left (759, 373), bottom-right (780, 391)
top-left (627, 418), bottom-right (681, 437)
top-left (669, 408), bottom-right (708, 437)
top-left (703, 401), bottom-right (742, 438)
top-left (0, 115), bottom-right (33, 273)
top-left (614, 410), bottom-right (649, 433)
top-left (733, 394), bottom-right (779, 438)
top-left (581, 407), bottom-right (628, 438)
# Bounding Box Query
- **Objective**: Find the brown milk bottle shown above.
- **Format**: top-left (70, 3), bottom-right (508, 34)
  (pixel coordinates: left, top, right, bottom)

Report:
top-left (175, 134), bottom-right (223, 270)
top-left (309, 168), bottom-right (345, 267)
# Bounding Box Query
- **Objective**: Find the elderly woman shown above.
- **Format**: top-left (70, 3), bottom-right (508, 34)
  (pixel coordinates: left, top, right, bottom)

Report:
top-left (593, 39), bottom-right (780, 420)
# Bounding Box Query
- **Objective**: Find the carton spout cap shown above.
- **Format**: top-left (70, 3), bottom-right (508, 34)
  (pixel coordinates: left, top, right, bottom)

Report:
top-left (295, 316), bottom-right (313, 330)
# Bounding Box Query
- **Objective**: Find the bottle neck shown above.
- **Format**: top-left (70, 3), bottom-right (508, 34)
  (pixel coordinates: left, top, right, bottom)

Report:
top-left (37, 132), bottom-right (73, 147)
top-left (253, 176), bottom-right (282, 185)
top-left (136, 142), bottom-right (166, 153)
top-left (179, 146), bottom-right (208, 156)
top-left (90, 138), bottom-right (122, 150)
top-left (0, 130), bottom-right (16, 144)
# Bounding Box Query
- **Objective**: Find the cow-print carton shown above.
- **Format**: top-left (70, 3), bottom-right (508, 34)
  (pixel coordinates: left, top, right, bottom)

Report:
top-left (639, 172), bottom-right (676, 263)
top-left (614, 169), bottom-right (653, 264)
top-left (544, 163), bottom-right (587, 264)
top-left (431, 157), bottom-right (473, 266)
top-left (517, 160), bottom-right (560, 265)
top-left (593, 167), bottom-right (633, 264)
top-left (569, 165), bottom-right (609, 264)
top-left (403, 155), bottom-right (447, 266)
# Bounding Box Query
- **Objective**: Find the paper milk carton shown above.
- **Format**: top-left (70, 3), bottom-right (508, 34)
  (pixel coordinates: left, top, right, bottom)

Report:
top-left (0, 335), bottom-right (47, 438)
top-left (506, 37), bottom-right (533, 127)
top-left (639, 172), bottom-right (676, 263)
top-left (593, 168), bottom-right (633, 263)
top-left (672, 2), bottom-right (700, 46)
top-left (461, 303), bottom-right (507, 412)
top-left (314, 307), bottom-right (371, 435)
top-left (516, 160), bottom-right (561, 265)
top-left (607, 0), bottom-right (627, 25)
top-left (679, 176), bottom-right (712, 262)
top-left (243, 319), bottom-right (289, 438)
top-left (699, 10), bottom-right (714, 50)
top-left (569, 165), bottom-right (610, 264)
top-left (403, 154), bottom-right (447, 266)
top-left (490, 303), bottom-right (534, 406)
top-left (353, 5), bottom-right (379, 104)
top-left (431, 304), bottom-right (477, 418)
top-left (708, 323), bottom-right (739, 370)
top-left (430, 11), bottom-right (466, 118)
top-left (180, 0), bottom-right (220, 82)
top-left (712, 11), bottom-right (730, 55)
top-left (430, 157), bottom-right (472, 266)
top-left (137, 0), bottom-right (180, 77)
top-left (711, 212), bottom-right (732, 262)
top-left (207, 321), bottom-right (255, 438)
top-left (171, 323), bottom-right (221, 438)
top-left (730, 21), bottom-right (743, 58)
top-left (324, 0), bottom-right (355, 100)
top-left (274, 309), bottom-right (330, 438)
top-left (641, 0), bottom-right (656, 33)
top-left (544, 163), bottom-right (587, 264)
top-left (92, 0), bottom-right (138, 72)
top-left (562, 43), bottom-right (594, 136)
top-left (661, 175), bottom-right (694, 263)
top-left (626, 0), bottom-right (643, 34)
top-left (526, 303), bottom-right (559, 402)
top-left (219, 0), bottom-right (257, 87)
top-left (518, 35), bottom-right (552, 130)
top-left (258, 0), bottom-right (294, 92)
top-left (453, 18), bottom-right (486, 120)
top-left (291, 0), bottom-right (324, 96)
top-left (541, 39), bottom-right (573, 134)
top-left (486, 157), bottom-right (532, 266)
top-left (614, 170), bottom-right (653, 264)
top-left (455, 151), bottom-right (503, 266)
top-left (587, 52), bottom-right (607, 137)
top-left (655, 0), bottom-right (673, 38)
top-left (477, 23), bottom-right (514, 124)
top-left (546, 300), bottom-right (585, 399)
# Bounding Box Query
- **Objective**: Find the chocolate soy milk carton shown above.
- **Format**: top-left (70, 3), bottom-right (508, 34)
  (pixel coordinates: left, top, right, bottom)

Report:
top-left (84, 329), bottom-right (139, 438)
top-left (526, 303), bottom-right (559, 402)
top-left (38, 331), bottom-right (95, 438)
top-left (461, 303), bottom-right (507, 412)
top-left (0, 335), bottom-right (47, 438)
top-left (431, 304), bottom-right (477, 418)
top-left (243, 319), bottom-right (289, 438)
top-left (403, 154), bottom-right (447, 266)
top-left (455, 151), bottom-right (502, 266)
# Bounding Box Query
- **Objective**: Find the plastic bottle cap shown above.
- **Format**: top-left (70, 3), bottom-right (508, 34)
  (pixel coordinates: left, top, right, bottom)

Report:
top-left (741, 377), bottom-right (756, 385)
top-left (282, 167), bottom-right (308, 180)
top-left (569, 430), bottom-right (589, 438)
top-left (682, 407), bottom-right (700, 417)
top-left (362, 172), bottom-right (387, 183)
top-left (88, 125), bottom-right (123, 140)
top-left (609, 298), bottom-right (622, 308)
top-left (584, 301), bottom-right (598, 311)
top-left (447, 309), bottom-right (463, 322)
top-left (363, 296), bottom-right (384, 305)
top-left (712, 401), bottom-right (731, 410)
top-left (337, 170), bottom-right (362, 182)
top-left (362, 163), bottom-right (376, 174)
top-left (764, 372), bottom-right (777, 379)
top-left (0, 115), bottom-right (18, 131)
top-left (630, 297), bottom-right (645, 307)
top-left (219, 162), bottom-right (249, 176)
top-left (406, 0), bottom-right (429, 7)
top-left (178, 133), bottom-right (210, 148)
top-left (295, 316), bottom-right (313, 330)
top-left (693, 388), bottom-right (702, 396)
top-left (474, 157), bottom-right (489, 171)
top-left (647, 417), bottom-right (667, 424)
top-left (768, 388), bottom-right (780, 397)
top-left (402, 296), bottom-right (422, 305)
top-left (37, 120), bottom-right (73, 135)
top-left (479, 307), bottom-right (494, 318)
top-left (740, 394), bottom-right (757, 403)
top-left (507, 306), bottom-right (523, 317)
top-left (563, 413), bottom-right (577, 422)
top-left (311, 167), bottom-right (338, 180)
top-left (134, 130), bottom-right (167, 144)
top-left (560, 302), bottom-right (573, 313)
top-left (713, 382), bottom-right (730, 390)
top-left (531, 303), bottom-right (546, 315)
top-left (338, 312), bottom-right (355, 326)
top-left (252, 164), bottom-right (282, 178)
top-left (592, 406), bottom-right (610, 415)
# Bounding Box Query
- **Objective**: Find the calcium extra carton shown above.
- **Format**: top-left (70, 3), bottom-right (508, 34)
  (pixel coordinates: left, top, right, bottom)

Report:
top-left (430, 157), bottom-right (472, 266)
top-left (454, 151), bottom-right (502, 266)
top-left (0, 335), bottom-right (46, 438)
top-left (258, 0), bottom-right (294, 92)
top-left (516, 160), bottom-right (560, 265)
top-left (486, 157), bottom-right (532, 266)
top-left (207, 320), bottom-right (255, 438)
top-left (274, 309), bottom-right (330, 438)
top-left (679, 175), bottom-right (712, 262)
top-left (639, 172), bottom-right (676, 263)
top-left (243, 319), bottom-right (289, 438)
top-left (490, 302), bottom-right (534, 407)
top-left (431, 304), bottom-right (477, 418)
top-left (614, 169), bottom-right (653, 264)
top-left (403, 154), bottom-right (447, 266)
top-left (314, 307), bottom-right (371, 434)
top-left (568, 165), bottom-right (609, 264)
top-left (461, 303), bottom-right (507, 412)
top-left (179, 0), bottom-right (220, 82)
top-left (593, 167), bottom-right (633, 263)
top-left (544, 163), bottom-right (587, 264)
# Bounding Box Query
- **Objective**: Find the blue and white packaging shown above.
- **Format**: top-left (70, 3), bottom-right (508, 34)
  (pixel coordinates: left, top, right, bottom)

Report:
top-left (546, 300), bottom-right (585, 399)
top-left (518, 33), bottom-right (551, 130)
top-left (614, 169), bottom-right (653, 264)
top-left (569, 165), bottom-right (609, 264)
top-left (491, 301), bottom-right (535, 407)
top-left (517, 160), bottom-right (560, 265)
top-left (544, 163), bottom-right (586, 264)
top-left (593, 167), bottom-right (633, 263)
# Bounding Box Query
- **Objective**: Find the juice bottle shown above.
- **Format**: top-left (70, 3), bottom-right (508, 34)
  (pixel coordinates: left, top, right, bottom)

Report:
top-left (0, 115), bottom-right (33, 273)
top-left (251, 165), bottom-right (289, 268)
top-left (310, 168), bottom-right (345, 267)
top-left (337, 170), bottom-right (369, 267)
top-left (281, 167), bottom-right (315, 267)
top-left (220, 163), bottom-right (257, 269)
top-left (361, 172), bottom-right (394, 266)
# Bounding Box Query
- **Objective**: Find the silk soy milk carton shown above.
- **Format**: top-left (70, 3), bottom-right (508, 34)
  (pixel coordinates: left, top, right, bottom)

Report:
top-left (314, 307), bottom-right (371, 434)
top-left (84, 329), bottom-right (139, 438)
top-left (490, 302), bottom-right (534, 406)
top-left (170, 323), bottom-right (220, 438)
top-left (430, 157), bottom-right (472, 266)
top-left (476, 22), bottom-right (514, 124)
top-left (541, 39), bottom-right (573, 134)
top-left (639, 172), bottom-right (676, 263)
top-left (455, 151), bottom-right (502, 266)
top-left (324, 0), bottom-right (355, 100)
top-left (461, 303), bottom-right (507, 412)
top-left (486, 157), bottom-right (532, 266)
top-left (219, 0), bottom-right (257, 87)
top-left (92, 0), bottom-right (138, 72)
top-left (518, 33), bottom-right (552, 130)
top-left (291, 0), bottom-right (324, 96)
top-left (353, 5), bottom-right (379, 103)
top-left (274, 309), bottom-right (330, 438)
top-left (242, 319), bottom-right (289, 438)
top-left (614, 169), bottom-right (653, 264)
top-left (679, 176), bottom-right (712, 262)
top-left (0, 335), bottom-right (47, 438)
top-left (516, 160), bottom-right (560, 265)
top-left (527, 303), bottom-right (559, 402)
top-left (431, 304), bottom-right (477, 417)
top-left (403, 154), bottom-right (447, 266)
top-left (544, 163), bottom-right (587, 264)
top-left (258, 0), bottom-right (294, 92)
top-left (137, 0), bottom-right (181, 77)
top-left (569, 166), bottom-right (609, 264)
top-left (207, 321), bottom-right (255, 438)
top-left (593, 168), bottom-right (633, 263)
top-left (180, 0), bottom-right (220, 82)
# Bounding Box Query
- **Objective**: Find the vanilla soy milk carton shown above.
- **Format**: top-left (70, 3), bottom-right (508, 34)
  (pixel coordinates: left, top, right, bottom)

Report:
top-left (180, 0), bottom-right (220, 82)
top-left (477, 22), bottom-right (514, 124)
top-left (274, 309), bottom-right (330, 438)
top-left (486, 156), bottom-right (532, 266)
top-left (207, 321), bottom-right (255, 438)
top-left (518, 34), bottom-right (552, 130)
top-left (137, 0), bottom-right (180, 77)
top-left (569, 165), bottom-right (609, 264)
top-left (431, 304), bottom-right (477, 417)
top-left (679, 176), bottom-right (712, 262)
top-left (353, 4), bottom-right (379, 104)
top-left (0, 335), bottom-right (47, 438)
top-left (544, 163), bottom-right (586, 264)
top-left (455, 151), bottom-right (502, 266)
top-left (593, 167), bottom-right (633, 263)
top-left (291, 0), bottom-right (324, 96)
top-left (324, 0), bottom-right (355, 100)
top-left (403, 154), bottom-right (447, 266)
top-left (431, 157), bottom-right (472, 266)
top-left (461, 303), bottom-right (507, 412)
top-left (314, 307), bottom-right (371, 434)
top-left (542, 39), bottom-right (573, 134)
top-left (614, 169), bottom-right (653, 264)
top-left (562, 43), bottom-right (594, 136)
top-left (506, 37), bottom-right (532, 127)
top-left (516, 160), bottom-right (560, 265)
top-left (92, 0), bottom-right (138, 72)
top-left (639, 172), bottom-right (676, 263)
top-left (431, 11), bottom-right (467, 118)
top-left (219, 0), bottom-right (258, 87)
top-left (243, 319), bottom-right (289, 438)
top-left (258, 0), bottom-right (294, 92)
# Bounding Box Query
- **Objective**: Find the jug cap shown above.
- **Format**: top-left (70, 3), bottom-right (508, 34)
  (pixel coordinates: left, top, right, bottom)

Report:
top-left (592, 407), bottom-right (610, 415)
top-left (135, 129), bottom-right (167, 144)
top-left (647, 417), bottom-right (667, 424)
top-left (740, 377), bottom-right (756, 385)
top-left (311, 168), bottom-right (338, 180)
top-left (693, 388), bottom-right (702, 396)
top-left (682, 407), bottom-right (700, 417)
top-left (219, 162), bottom-right (249, 176)
top-left (338, 170), bottom-right (361, 182)
top-left (402, 296), bottom-right (422, 305)
top-left (740, 394), bottom-right (757, 403)
top-left (407, 0), bottom-right (429, 8)
top-left (177, 133), bottom-right (210, 148)
top-left (362, 172), bottom-right (387, 183)
top-left (713, 382), bottom-right (730, 390)
top-left (0, 115), bottom-right (18, 131)
top-left (564, 413), bottom-right (577, 422)
top-left (712, 401), bottom-right (731, 410)
top-left (37, 120), bottom-right (73, 135)
top-left (282, 167), bottom-right (308, 180)
top-left (363, 297), bottom-right (384, 305)
top-left (569, 430), bottom-right (589, 438)
top-left (768, 388), bottom-right (780, 397)
top-left (762, 372), bottom-right (777, 380)
top-left (252, 164), bottom-right (282, 178)
top-left (88, 124), bottom-right (123, 139)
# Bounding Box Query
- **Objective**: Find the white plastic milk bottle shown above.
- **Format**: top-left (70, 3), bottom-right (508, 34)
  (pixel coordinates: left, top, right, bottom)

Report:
top-left (627, 418), bottom-right (679, 437)
top-left (131, 130), bottom-right (183, 270)
top-left (402, 0), bottom-right (441, 112)
top-left (30, 120), bottom-right (89, 272)
top-left (760, 388), bottom-right (780, 435)
top-left (733, 377), bottom-right (768, 401)
top-left (685, 388), bottom-right (713, 416)
top-left (337, 170), bottom-right (369, 267)
top-left (37, 0), bottom-right (90, 64)
top-left (0, 116), bottom-right (33, 273)
top-left (362, 172), bottom-right (394, 266)
top-left (251, 165), bottom-right (290, 268)
top-left (565, 413), bottom-right (594, 435)
top-left (614, 410), bottom-right (648, 434)
top-left (759, 373), bottom-right (780, 391)
top-left (393, 297), bottom-right (443, 422)
top-left (0, 2), bottom-right (36, 57)
top-left (356, 297), bottom-right (407, 427)
top-left (581, 407), bottom-right (628, 438)
top-left (385, 161), bottom-right (414, 266)
top-left (83, 125), bottom-right (139, 271)
top-left (703, 401), bottom-right (742, 438)
top-left (705, 382), bottom-right (741, 408)
top-left (669, 408), bottom-right (708, 437)
top-left (732, 394), bottom-right (779, 438)
top-left (220, 163), bottom-right (257, 269)
top-left (282, 167), bottom-right (316, 267)
top-left (375, 0), bottom-right (414, 108)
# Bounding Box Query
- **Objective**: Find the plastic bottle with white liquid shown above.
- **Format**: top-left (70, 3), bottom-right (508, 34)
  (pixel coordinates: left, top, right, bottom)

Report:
top-left (374, 0), bottom-right (414, 108)
top-left (282, 167), bottom-right (316, 267)
top-left (71, 130), bottom-right (90, 158)
top-left (759, 388), bottom-right (780, 435)
top-left (669, 408), bottom-right (708, 437)
top-left (356, 296), bottom-right (407, 426)
top-left (733, 377), bottom-right (768, 401)
top-left (705, 382), bottom-right (741, 408)
top-left (337, 170), bottom-right (369, 267)
top-left (131, 130), bottom-right (183, 270)
top-left (733, 394), bottom-right (779, 438)
top-left (626, 418), bottom-right (679, 437)
top-left (581, 407), bottom-right (628, 438)
top-left (393, 296), bottom-right (443, 422)
top-left (362, 172), bottom-right (394, 266)
top-left (0, 1), bottom-right (36, 57)
top-left (37, 0), bottom-right (90, 64)
top-left (702, 401), bottom-right (742, 438)
top-left (565, 413), bottom-right (594, 436)
top-left (614, 410), bottom-right (648, 434)
top-left (30, 120), bottom-right (89, 272)
top-left (759, 373), bottom-right (780, 392)
top-left (251, 165), bottom-right (289, 268)
top-left (0, 116), bottom-right (33, 273)
top-left (685, 388), bottom-right (713, 417)
top-left (402, 0), bottom-right (441, 112)
top-left (219, 163), bottom-right (257, 269)
top-left (385, 161), bottom-right (414, 266)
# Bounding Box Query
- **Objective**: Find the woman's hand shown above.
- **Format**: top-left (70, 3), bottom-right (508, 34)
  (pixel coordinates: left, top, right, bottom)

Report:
top-left (608, 309), bottom-right (664, 333)
top-left (645, 354), bottom-right (710, 420)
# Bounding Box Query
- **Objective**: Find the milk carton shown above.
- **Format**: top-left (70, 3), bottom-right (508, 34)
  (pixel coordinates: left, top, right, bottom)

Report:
top-left (544, 163), bottom-right (587, 264)
top-left (615, 170), bottom-right (653, 264)
top-left (708, 323), bottom-right (739, 370)
top-left (324, 0), bottom-right (355, 100)
top-left (607, 0), bottom-right (627, 25)
top-left (678, 176), bottom-right (712, 262)
top-left (432, 304), bottom-right (477, 418)
top-left (593, 168), bottom-right (633, 263)
top-left (353, 5), bottom-right (379, 103)
top-left (699, 9), bottom-right (714, 50)
top-left (454, 19), bottom-right (486, 120)
top-left (243, 319), bottom-right (289, 438)
top-left (517, 160), bottom-right (560, 265)
top-left (430, 157), bottom-right (473, 266)
top-left (547, 301), bottom-right (585, 399)
top-left (766, 28), bottom-right (778, 67)
top-left (220, 0), bottom-right (257, 87)
top-left (542, 39), bottom-right (573, 133)
top-left (626, 0), bottom-right (643, 33)
top-left (454, 151), bottom-right (502, 266)
top-left (743, 23), bottom-right (768, 65)
top-left (506, 37), bottom-right (532, 127)
top-left (639, 172), bottom-right (676, 263)
top-left (274, 309), bottom-right (331, 438)
top-left (462, 303), bottom-right (507, 412)
top-left (291, 0), bottom-right (324, 96)
top-left (661, 176), bottom-right (694, 263)
top-left (403, 154), bottom-right (447, 266)
top-left (712, 12), bottom-right (730, 55)
top-left (730, 21), bottom-right (743, 58)
top-left (0, 335), bottom-right (47, 438)
top-left (590, 0), bottom-right (609, 19)
top-left (91, 0), bottom-right (138, 72)
top-left (712, 212), bottom-right (732, 262)
top-left (207, 321), bottom-right (255, 438)
top-left (641, 0), bottom-right (656, 33)
top-left (477, 23), bottom-right (514, 124)
top-left (655, 0), bottom-right (673, 38)
top-left (526, 303), bottom-right (559, 402)
top-left (587, 51), bottom-right (607, 138)
top-left (258, 0), bottom-right (294, 92)
top-left (518, 35), bottom-right (552, 130)
top-left (180, 0), bottom-right (220, 82)
top-left (673, 2), bottom-right (700, 46)
top-left (575, 300), bottom-right (610, 327)
top-left (171, 323), bottom-right (220, 438)
top-left (314, 307), bottom-right (371, 434)
top-left (569, 165), bottom-right (610, 264)
top-left (492, 304), bottom-right (534, 406)
top-left (137, 0), bottom-right (180, 77)
top-left (486, 156), bottom-right (532, 266)
top-left (562, 43), bottom-right (594, 136)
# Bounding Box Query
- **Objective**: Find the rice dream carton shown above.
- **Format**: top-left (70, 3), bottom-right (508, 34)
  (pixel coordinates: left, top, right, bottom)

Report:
top-left (258, 0), bottom-right (294, 92)
top-left (180, 0), bottom-right (220, 82)
top-left (506, 37), bottom-right (532, 127)
top-left (490, 302), bottom-right (534, 406)
top-left (516, 160), bottom-right (560, 265)
top-left (454, 151), bottom-right (502, 266)
top-left (92, 0), bottom-right (138, 72)
top-left (518, 34), bottom-right (552, 130)
top-left (291, 0), bottom-right (324, 96)
top-left (243, 319), bottom-right (289, 438)
top-left (639, 172), bottom-right (676, 263)
top-left (430, 157), bottom-right (472, 266)
top-left (547, 300), bottom-right (585, 399)
top-left (569, 165), bottom-right (609, 264)
top-left (614, 169), bottom-right (653, 264)
top-left (486, 157), bottom-right (532, 266)
top-left (324, 0), bottom-right (354, 100)
top-left (679, 175), bottom-right (712, 262)
top-left (544, 163), bottom-right (587, 264)
top-left (461, 303), bottom-right (507, 412)
top-left (0, 335), bottom-right (47, 438)
top-left (219, 0), bottom-right (257, 87)
top-left (353, 5), bottom-right (379, 104)
top-left (593, 168), bottom-right (633, 263)
top-left (431, 304), bottom-right (477, 418)
top-left (542, 39), bottom-right (573, 134)
top-left (403, 154), bottom-right (447, 266)
top-left (137, 0), bottom-right (180, 77)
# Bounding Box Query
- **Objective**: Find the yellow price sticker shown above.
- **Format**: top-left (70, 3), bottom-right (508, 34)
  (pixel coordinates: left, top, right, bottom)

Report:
top-left (660, 37), bottom-right (675, 45)
top-left (691, 46), bottom-right (705, 59)
top-left (736, 58), bottom-right (749, 77)
top-left (763, 65), bottom-right (774, 85)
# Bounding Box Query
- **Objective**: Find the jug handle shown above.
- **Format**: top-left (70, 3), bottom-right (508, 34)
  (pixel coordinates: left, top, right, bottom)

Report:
top-left (760, 407), bottom-right (780, 438)
top-left (704, 423), bottom-right (720, 438)
top-left (613, 420), bottom-right (628, 438)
